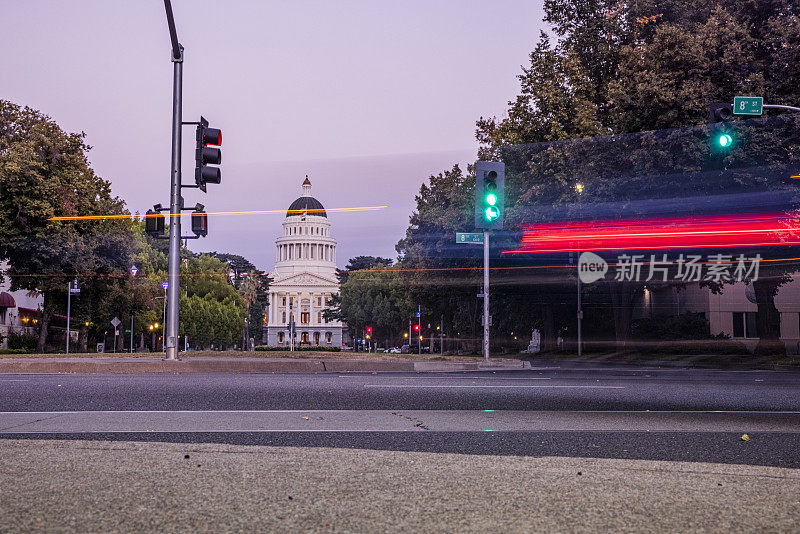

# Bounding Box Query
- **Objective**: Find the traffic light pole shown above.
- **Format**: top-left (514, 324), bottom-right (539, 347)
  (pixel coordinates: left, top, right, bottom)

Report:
top-left (164, 0), bottom-right (183, 361)
top-left (483, 231), bottom-right (490, 362)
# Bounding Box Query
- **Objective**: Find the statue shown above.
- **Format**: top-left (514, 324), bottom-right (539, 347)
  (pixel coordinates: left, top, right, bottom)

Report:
top-left (526, 328), bottom-right (541, 354)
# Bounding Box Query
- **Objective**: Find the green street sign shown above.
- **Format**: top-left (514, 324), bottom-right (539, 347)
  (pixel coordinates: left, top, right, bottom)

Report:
top-left (456, 232), bottom-right (484, 244)
top-left (733, 96), bottom-right (763, 116)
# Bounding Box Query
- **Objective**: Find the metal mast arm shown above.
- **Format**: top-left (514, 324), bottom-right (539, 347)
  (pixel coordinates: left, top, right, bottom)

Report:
top-left (164, 0), bottom-right (181, 60)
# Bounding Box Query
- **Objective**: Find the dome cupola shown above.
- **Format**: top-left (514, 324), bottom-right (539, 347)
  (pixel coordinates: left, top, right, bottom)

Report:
top-left (287, 175), bottom-right (326, 217)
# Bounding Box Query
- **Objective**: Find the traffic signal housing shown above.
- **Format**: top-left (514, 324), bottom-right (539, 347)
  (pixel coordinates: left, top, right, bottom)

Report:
top-left (145, 209), bottom-right (165, 237)
top-left (709, 103), bottom-right (734, 153)
top-left (191, 208), bottom-right (208, 237)
top-left (475, 161), bottom-right (505, 230)
top-left (195, 116), bottom-right (222, 192)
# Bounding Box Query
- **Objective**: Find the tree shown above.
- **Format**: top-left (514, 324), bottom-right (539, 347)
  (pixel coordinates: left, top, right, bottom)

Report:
top-left (336, 256), bottom-right (394, 284)
top-left (333, 264), bottom-right (412, 347)
top-left (470, 2), bottom-right (800, 352)
top-left (208, 252), bottom-right (257, 289)
top-left (179, 254), bottom-right (247, 349)
top-left (0, 100), bottom-right (141, 351)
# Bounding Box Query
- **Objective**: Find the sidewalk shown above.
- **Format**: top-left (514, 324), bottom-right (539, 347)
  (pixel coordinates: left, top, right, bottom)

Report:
top-left (0, 354), bottom-right (531, 374)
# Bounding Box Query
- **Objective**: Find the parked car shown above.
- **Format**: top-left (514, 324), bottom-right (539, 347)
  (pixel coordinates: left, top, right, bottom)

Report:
top-left (388, 347), bottom-right (401, 354)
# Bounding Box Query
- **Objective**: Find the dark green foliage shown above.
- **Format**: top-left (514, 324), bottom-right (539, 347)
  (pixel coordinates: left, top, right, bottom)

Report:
top-left (397, 1), bottom-right (800, 354)
top-left (337, 256), bottom-right (394, 284)
top-left (6, 330), bottom-right (38, 352)
top-left (631, 312), bottom-right (719, 341)
top-left (0, 100), bottom-right (140, 351)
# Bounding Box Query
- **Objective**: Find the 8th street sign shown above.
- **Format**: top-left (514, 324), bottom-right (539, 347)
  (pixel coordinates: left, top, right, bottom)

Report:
top-left (456, 232), bottom-right (484, 244)
top-left (733, 96), bottom-right (763, 116)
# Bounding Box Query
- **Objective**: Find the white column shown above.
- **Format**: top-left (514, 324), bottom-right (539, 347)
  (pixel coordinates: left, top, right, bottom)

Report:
top-left (310, 292), bottom-right (315, 326)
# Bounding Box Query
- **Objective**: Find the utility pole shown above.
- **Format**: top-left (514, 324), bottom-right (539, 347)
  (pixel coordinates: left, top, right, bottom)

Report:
top-left (577, 275), bottom-right (583, 356)
top-left (483, 232), bottom-right (490, 362)
top-left (163, 0), bottom-right (183, 361)
top-left (440, 314), bottom-right (444, 355)
top-left (418, 305), bottom-right (421, 355)
top-left (66, 280), bottom-right (73, 354)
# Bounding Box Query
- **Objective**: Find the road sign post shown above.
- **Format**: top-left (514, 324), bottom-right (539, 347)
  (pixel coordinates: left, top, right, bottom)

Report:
top-left (66, 279), bottom-right (80, 354)
top-left (110, 317), bottom-right (121, 353)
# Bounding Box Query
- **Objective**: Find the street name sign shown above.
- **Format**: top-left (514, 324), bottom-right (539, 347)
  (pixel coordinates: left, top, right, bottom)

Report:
top-left (456, 232), bottom-right (484, 244)
top-left (733, 96), bottom-right (763, 116)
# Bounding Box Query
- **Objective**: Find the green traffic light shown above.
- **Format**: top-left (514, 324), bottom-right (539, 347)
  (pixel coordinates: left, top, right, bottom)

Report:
top-left (717, 133), bottom-right (732, 147)
top-left (484, 206), bottom-right (499, 221)
top-left (485, 192), bottom-right (497, 206)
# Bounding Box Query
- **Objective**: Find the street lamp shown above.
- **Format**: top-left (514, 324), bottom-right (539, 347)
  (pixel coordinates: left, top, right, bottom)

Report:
top-left (574, 184), bottom-right (584, 356)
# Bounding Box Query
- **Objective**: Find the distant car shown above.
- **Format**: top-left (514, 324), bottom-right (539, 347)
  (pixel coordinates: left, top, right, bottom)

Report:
top-left (400, 344), bottom-right (410, 354)
top-left (388, 347), bottom-right (401, 354)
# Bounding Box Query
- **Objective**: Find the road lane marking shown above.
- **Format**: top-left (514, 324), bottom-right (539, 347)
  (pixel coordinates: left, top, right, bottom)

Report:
top-left (337, 376), bottom-right (552, 381)
top-left (364, 385), bottom-right (625, 389)
top-left (1, 410), bottom-right (799, 414)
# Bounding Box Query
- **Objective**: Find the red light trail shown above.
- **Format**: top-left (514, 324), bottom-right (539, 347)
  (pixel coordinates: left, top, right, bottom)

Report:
top-left (506, 212), bottom-right (800, 254)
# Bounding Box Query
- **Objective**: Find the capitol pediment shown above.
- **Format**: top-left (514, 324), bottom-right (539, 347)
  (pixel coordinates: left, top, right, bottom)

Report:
top-left (272, 271), bottom-right (338, 287)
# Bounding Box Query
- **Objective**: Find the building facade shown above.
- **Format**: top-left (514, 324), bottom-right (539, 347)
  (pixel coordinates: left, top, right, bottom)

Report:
top-left (0, 261), bottom-right (44, 349)
top-left (633, 278), bottom-right (800, 354)
top-left (264, 178), bottom-right (345, 347)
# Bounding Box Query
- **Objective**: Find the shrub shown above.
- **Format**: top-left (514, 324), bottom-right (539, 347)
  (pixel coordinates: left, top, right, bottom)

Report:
top-left (0, 348), bottom-right (30, 355)
top-left (6, 331), bottom-right (38, 352)
top-left (631, 313), bottom-right (722, 341)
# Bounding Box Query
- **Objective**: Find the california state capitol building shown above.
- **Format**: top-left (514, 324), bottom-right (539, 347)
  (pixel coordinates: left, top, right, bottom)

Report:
top-left (264, 177), bottom-right (346, 347)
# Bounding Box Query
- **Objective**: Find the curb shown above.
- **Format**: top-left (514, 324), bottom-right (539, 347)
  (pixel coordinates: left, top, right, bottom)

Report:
top-left (0, 358), bottom-right (530, 375)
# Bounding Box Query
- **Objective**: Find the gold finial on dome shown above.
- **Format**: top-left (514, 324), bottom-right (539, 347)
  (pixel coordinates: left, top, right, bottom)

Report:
top-left (301, 175), bottom-right (312, 196)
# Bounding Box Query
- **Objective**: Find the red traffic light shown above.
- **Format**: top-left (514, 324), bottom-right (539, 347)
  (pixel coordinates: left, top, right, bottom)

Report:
top-left (195, 116), bottom-right (222, 192)
top-left (202, 127), bottom-right (222, 146)
top-left (367, 327), bottom-right (372, 334)
top-left (413, 324), bottom-right (419, 331)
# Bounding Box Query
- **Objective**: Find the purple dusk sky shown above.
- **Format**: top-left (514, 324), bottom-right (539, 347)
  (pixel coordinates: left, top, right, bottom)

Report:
top-left (2, 1), bottom-right (546, 270)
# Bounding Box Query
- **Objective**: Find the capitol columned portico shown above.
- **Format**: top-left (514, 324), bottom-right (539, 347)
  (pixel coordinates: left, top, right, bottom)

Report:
top-left (265, 177), bottom-right (345, 347)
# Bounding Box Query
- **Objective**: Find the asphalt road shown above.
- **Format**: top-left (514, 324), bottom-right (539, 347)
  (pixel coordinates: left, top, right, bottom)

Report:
top-left (3, 362), bottom-right (799, 532)
top-left (2, 361), bottom-right (799, 467)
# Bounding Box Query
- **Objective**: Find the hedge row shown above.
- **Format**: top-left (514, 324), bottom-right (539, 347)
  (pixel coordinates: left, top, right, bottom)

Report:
top-left (255, 345), bottom-right (341, 352)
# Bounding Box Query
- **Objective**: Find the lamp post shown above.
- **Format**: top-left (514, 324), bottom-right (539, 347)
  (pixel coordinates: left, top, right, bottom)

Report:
top-left (574, 182), bottom-right (584, 357)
